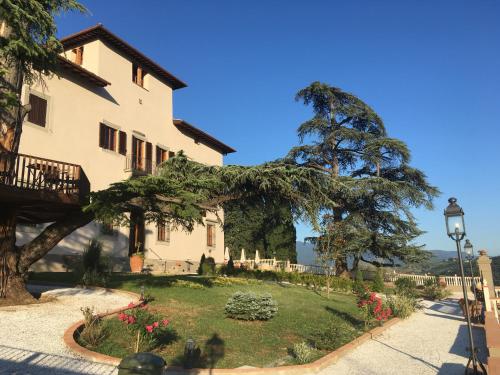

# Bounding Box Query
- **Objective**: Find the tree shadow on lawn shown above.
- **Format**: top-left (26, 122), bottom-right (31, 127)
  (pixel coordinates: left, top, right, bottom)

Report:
top-left (324, 305), bottom-right (364, 328)
top-left (169, 333), bottom-right (225, 373)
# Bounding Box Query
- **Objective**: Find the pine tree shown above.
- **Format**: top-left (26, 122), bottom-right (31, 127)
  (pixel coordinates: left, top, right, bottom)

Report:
top-left (289, 82), bottom-right (439, 275)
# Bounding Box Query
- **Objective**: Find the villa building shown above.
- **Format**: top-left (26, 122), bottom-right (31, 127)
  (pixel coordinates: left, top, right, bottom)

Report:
top-left (15, 24), bottom-right (235, 273)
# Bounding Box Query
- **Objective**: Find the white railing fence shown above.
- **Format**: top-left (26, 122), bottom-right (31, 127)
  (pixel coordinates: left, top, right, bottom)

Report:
top-left (386, 272), bottom-right (481, 287)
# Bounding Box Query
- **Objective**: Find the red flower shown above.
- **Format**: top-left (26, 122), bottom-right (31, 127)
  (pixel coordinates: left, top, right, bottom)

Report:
top-left (162, 319), bottom-right (170, 326)
top-left (118, 313), bottom-right (127, 321)
top-left (153, 322), bottom-right (159, 328)
top-left (146, 325), bottom-right (153, 333)
top-left (128, 302), bottom-right (135, 308)
top-left (127, 316), bottom-right (136, 324)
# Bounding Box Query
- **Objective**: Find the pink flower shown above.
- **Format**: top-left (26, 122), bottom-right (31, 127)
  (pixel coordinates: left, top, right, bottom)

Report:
top-left (153, 322), bottom-right (159, 328)
top-left (118, 313), bottom-right (127, 321)
top-left (162, 319), bottom-right (170, 327)
top-left (146, 325), bottom-right (153, 333)
top-left (128, 302), bottom-right (135, 308)
top-left (127, 316), bottom-right (136, 324)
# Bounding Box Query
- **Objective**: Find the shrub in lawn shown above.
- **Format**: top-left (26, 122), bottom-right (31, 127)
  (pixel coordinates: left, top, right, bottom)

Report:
top-left (394, 277), bottom-right (418, 299)
top-left (116, 303), bottom-right (174, 352)
top-left (356, 288), bottom-right (392, 328)
top-left (422, 278), bottom-right (451, 300)
top-left (174, 280), bottom-right (205, 289)
top-left (225, 291), bottom-right (278, 321)
top-left (202, 257), bottom-right (216, 275)
top-left (79, 240), bottom-right (109, 287)
top-left (197, 254), bottom-right (206, 275)
top-left (79, 306), bottom-right (107, 347)
top-left (372, 268), bottom-right (385, 293)
top-left (387, 294), bottom-right (418, 319)
top-left (308, 316), bottom-right (359, 350)
top-left (292, 342), bottom-right (315, 364)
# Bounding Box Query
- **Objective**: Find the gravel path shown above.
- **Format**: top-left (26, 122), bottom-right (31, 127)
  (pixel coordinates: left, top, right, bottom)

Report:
top-left (319, 298), bottom-right (487, 375)
top-left (0, 285), bottom-right (132, 374)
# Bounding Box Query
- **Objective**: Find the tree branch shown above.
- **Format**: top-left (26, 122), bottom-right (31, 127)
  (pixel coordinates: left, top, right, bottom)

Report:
top-left (18, 210), bottom-right (94, 271)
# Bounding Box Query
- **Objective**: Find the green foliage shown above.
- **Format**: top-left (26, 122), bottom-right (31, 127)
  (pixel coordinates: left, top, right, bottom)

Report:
top-left (225, 291), bottom-right (278, 321)
top-left (292, 342), bottom-right (316, 364)
top-left (372, 268), bottom-right (385, 293)
top-left (288, 82), bottom-right (439, 274)
top-left (387, 294), bottom-right (418, 319)
top-left (197, 254), bottom-right (206, 275)
top-left (79, 240), bottom-right (109, 287)
top-left (394, 278), bottom-right (418, 299)
top-left (174, 279), bottom-right (205, 289)
top-left (227, 256), bottom-right (235, 274)
top-left (224, 199), bottom-right (297, 262)
top-left (0, 0), bottom-right (86, 111)
top-left (308, 316), bottom-right (359, 350)
top-left (422, 278), bottom-right (451, 300)
top-left (79, 306), bottom-right (106, 347)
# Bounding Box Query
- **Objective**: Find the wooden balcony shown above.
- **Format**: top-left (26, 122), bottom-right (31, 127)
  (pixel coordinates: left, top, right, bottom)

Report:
top-left (0, 152), bottom-right (90, 223)
top-left (124, 154), bottom-right (154, 175)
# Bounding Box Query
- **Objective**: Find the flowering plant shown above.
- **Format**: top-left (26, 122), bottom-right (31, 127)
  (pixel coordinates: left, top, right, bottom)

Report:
top-left (117, 302), bottom-right (171, 352)
top-left (356, 288), bottom-right (392, 328)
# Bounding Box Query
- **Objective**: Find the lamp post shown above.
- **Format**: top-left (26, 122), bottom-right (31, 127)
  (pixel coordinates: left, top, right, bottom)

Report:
top-left (463, 240), bottom-right (477, 302)
top-left (444, 198), bottom-right (486, 375)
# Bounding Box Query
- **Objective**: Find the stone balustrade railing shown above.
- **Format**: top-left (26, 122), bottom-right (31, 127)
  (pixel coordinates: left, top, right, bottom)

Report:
top-left (386, 272), bottom-right (481, 287)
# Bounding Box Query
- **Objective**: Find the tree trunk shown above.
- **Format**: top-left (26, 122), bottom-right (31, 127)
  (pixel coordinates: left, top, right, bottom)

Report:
top-left (335, 257), bottom-right (349, 277)
top-left (0, 210), bottom-right (94, 303)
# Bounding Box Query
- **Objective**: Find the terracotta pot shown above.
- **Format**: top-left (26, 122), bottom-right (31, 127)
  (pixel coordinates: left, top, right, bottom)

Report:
top-left (129, 255), bottom-right (144, 273)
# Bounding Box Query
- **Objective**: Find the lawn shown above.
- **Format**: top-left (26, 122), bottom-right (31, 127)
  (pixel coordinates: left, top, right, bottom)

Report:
top-left (30, 273), bottom-right (364, 368)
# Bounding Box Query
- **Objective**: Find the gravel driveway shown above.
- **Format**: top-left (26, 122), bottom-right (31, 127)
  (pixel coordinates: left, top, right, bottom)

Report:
top-left (319, 298), bottom-right (487, 375)
top-left (0, 285), bottom-right (132, 374)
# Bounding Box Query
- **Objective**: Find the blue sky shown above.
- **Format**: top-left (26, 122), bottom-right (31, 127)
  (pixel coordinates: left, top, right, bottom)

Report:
top-left (56, 0), bottom-right (500, 256)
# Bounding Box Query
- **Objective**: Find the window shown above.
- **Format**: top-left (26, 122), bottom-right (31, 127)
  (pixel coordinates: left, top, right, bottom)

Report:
top-left (156, 146), bottom-right (168, 166)
top-left (207, 223), bottom-right (216, 247)
top-left (145, 142), bottom-right (152, 173)
top-left (157, 223), bottom-right (170, 243)
top-left (119, 131), bottom-right (127, 155)
top-left (132, 136), bottom-right (144, 170)
top-left (27, 94), bottom-right (48, 127)
top-left (132, 64), bottom-right (146, 87)
top-left (99, 123), bottom-right (117, 151)
top-left (72, 46), bottom-right (84, 65)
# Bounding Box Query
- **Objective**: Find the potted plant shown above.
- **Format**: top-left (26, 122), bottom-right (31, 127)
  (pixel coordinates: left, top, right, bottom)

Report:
top-left (130, 242), bottom-right (144, 273)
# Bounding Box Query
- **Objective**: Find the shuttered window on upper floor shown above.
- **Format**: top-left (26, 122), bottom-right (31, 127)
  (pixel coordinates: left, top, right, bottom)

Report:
top-left (132, 64), bottom-right (146, 87)
top-left (119, 131), bottom-right (127, 155)
top-left (27, 94), bottom-right (48, 127)
top-left (99, 123), bottom-right (117, 151)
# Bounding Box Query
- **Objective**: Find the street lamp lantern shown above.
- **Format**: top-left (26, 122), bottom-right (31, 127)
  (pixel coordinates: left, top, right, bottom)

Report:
top-left (444, 198), bottom-right (486, 375)
top-left (464, 239), bottom-right (474, 260)
top-left (444, 197), bottom-right (466, 240)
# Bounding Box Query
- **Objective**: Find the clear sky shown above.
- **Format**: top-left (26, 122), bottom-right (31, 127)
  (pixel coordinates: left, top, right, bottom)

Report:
top-left (56, 0), bottom-right (500, 256)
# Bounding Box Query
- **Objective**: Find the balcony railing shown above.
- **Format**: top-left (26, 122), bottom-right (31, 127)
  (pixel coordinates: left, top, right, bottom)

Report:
top-left (0, 151), bottom-right (89, 201)
top-left (125, 155), bottom-right (154, 175)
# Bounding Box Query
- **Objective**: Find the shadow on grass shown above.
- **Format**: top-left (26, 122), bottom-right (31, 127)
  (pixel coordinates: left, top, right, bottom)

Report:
top-left (324, 305), bottom-right (364, 328)
top-left (170, 333), bottom-right (225, 373)
top-left (107, 274), bottom-right (217, 290)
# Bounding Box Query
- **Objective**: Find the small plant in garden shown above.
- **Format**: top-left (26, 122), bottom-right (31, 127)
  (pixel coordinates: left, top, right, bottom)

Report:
top-left (116, 302), bottom-right (173, 352)
top-left (422, 278), bottom-right (451, 300)
top-left (79, 306), bottom-right (107, 347)
top-left (308, 316), bottom-right (359, 350)
top-left (292, 342), bottom-right (315, 364)
top-left (394, 277), bottom-right (418, 299)
top-left (387, 294), bottom-right (418, 319)
top-left (79, 239), bottom-right (109, 287)
top-left (197, 254), bottom-right (206, 275)
top-left (372, 268), bottom-right (385, 293)
top-left (225, 291), bottom-right (278, 321)
top-left (356, 288), bottom-right (392, 328)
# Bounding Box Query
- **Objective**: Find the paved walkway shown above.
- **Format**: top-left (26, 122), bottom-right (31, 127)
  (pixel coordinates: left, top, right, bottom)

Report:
top-left (319, 298), bottom-right (487, 375)
top-left (0, 285), bottom-right (131, 374)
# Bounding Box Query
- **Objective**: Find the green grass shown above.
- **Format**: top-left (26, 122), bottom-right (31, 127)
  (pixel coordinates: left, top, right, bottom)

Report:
top-left (30, 273), bottom-right (364, 368)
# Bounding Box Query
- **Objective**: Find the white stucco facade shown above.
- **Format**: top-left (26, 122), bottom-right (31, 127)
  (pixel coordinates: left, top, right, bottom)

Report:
top-left (16, 26), bottom-right (233, 273)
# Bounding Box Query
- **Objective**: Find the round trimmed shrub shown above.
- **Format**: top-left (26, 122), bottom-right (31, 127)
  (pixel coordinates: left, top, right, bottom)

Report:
top-left (225, 291), bottom-right (278, 321)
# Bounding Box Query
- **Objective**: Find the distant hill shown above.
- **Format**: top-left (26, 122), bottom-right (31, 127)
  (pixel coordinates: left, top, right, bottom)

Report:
top-left (428, 250), bottom-right (457, 261)
top-left (296, 241), bottom-right (316, 265)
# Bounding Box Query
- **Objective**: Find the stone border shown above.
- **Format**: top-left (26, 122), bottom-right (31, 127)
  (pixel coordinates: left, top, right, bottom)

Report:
top-left (64, 299), bottom-right (401, 374)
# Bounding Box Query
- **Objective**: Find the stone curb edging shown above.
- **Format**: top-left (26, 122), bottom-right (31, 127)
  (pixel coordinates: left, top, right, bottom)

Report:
top-left (63, 287), bottom-right (142, 366)
top-left (64, 299), bottom-right (401, 374)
